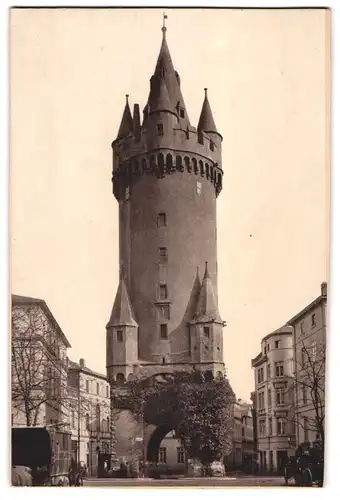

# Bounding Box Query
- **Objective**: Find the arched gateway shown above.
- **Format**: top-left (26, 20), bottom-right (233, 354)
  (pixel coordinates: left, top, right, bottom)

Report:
top-left (106, 17), bottom-right (226, 468)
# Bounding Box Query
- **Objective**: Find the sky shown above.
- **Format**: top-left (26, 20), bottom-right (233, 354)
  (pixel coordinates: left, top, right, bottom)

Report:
top-left (10, 8), bottom-right (329, 400)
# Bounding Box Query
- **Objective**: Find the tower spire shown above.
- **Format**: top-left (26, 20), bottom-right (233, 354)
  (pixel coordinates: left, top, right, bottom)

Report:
top-left (162, 12), bottom-right (168, 37)
top-left (197, 88), bottom-right (220, 137)
top-left (116, 94), bottom-right (133, 139)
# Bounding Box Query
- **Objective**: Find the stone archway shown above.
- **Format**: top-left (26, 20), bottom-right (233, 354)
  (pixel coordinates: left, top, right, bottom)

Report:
top-left (146, 424), bottom-right (173, 462)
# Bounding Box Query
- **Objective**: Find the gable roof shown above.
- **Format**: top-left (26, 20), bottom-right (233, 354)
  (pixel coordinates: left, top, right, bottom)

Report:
top-left (12, 294), bottom-right (71, 348)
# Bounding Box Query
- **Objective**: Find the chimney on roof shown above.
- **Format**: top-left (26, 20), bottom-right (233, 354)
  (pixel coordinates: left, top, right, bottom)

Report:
top-left (321, 282), bottom-right (327, 297)
top-left (79, 358), bottom-right (86, 368)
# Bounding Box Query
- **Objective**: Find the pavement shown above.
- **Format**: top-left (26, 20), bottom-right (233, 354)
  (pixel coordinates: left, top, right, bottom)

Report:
top-left (83, 475), bottom-right (295, 488)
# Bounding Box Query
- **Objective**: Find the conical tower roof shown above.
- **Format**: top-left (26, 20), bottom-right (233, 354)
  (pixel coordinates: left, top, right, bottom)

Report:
top-left (192, 262), bottom-right (222, 323)
top-left (116, 95), bottom-right (133, 139)
top-left (144, 21), bottom-right (190, 126)
top-left (197, 88), bottom-right (218, 134)
top-left (183, 268), bottom-right (202, 322)
top-left (107, 272), bottom-right (138, 328)
top-left (150, 77), bottom-right (174, 114)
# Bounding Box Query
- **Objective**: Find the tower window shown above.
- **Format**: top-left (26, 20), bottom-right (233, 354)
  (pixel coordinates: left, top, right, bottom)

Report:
top-left (125, 187), bottom-right (130, 200)
top-left (96, 383), bottom-right (100, 395)
top-left (204, 326), bottom-right (210, 338)
top-left (157, 123), bottom-right (164, 136)
top-left (198, 132), bottom-right (204, 145)
top-left (159, 284), bottom-right (168, 300)
top-left (196, 181), bottom-right (202, 195)
top-left (159, 247), bottom-right (168, 263)
top-left (160, 324), bottom-right (168, 339)
top-left (210, 139), bottom-right (215, 151)
top-left (117, 330), bottom-right (123, 342)
top-left (180, 108), bottom-right (185, 118)
top-left (157, 304), bottom-right (170, 321)
top-left (157, 213), bottom-right (167, 227)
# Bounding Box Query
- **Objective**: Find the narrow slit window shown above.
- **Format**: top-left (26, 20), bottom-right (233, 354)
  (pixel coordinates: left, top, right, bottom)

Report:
top-left (157, 123), bottom-right (164, 136)
top-left (160, 324), bottom-right (168, 339)
top-left (117, 330), bottom-right (123, 342)
top-left (159, 247), bottom-right (168, 263)
top-left (159, 284), bottom-right (168, 300)
top-left (204, 326), bottom-right (210, 338)
top-left (157, 213), bottom-right (167, 227)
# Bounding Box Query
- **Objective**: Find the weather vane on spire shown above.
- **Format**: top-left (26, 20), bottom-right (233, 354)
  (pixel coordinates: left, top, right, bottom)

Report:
top-left (162, 12), bottom-right (168, 35)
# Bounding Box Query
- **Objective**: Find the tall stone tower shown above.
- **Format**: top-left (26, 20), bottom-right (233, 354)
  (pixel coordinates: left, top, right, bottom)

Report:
top-left (106, 20), bottom-right (225, 387)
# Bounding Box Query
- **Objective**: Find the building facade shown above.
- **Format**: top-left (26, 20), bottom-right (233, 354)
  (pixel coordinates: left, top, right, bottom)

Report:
top-left (157, 430), bottom-right (186, 472)
top-left (226, 399), bottom-right (254, 470)
top-left (106, 20), bottom-right (226, 461)
top-left (287, 282), bottom-right (327, 448)
top-left (67, 358), bottom-right (111, 476)
top-left (251, 326), bottom-right (295, 473)
top-left (11, 295), bottom-right (71, 429)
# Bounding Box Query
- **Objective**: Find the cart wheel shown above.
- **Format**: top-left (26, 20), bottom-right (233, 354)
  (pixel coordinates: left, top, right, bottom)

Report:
top-left (301, 468), bottom-right (313, 487)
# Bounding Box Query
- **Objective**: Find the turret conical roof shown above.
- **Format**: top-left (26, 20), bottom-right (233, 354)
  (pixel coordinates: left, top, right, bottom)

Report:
top-left (150, 77), bottom-right (174, 115)
top-left (197, 88), bottom-right (218, 134)
top-left (116, 95), bottom-right (133, 139)
top-left (192, 262), bottom-right (222, 323)
top-left (183, 268), bottom-right (202, 322)
top-left (107, 272), bottom-right (138, 328)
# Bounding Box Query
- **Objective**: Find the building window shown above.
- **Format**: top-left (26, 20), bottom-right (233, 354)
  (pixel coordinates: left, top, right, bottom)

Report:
top-left (159, 447), bottom-right (167, 464)
top-left (160, 324), bottom-right (168, 339)
top-left (259, 419), bottom-right (265, 437)
top-left (159, 284), bottom-right (168, 300)
top-left (106, 417), bottom-right (110, 433)
top-left (97, 383), bottom-right (100, 395)
top-left (159, 247), bottom-right (168, 263)
top-left (204, 326), bottom-right (210, 338)
top-left (311, 314), bottom-right (316, 327)
top-left (209, 139), bottom-right (214, 151)
top-left (198, 131), bottom-right (204, 145)
top-left (301, 348), bottom-right (306, 367)
top-left (302, 386), bottom-right (307, 405)
top-left (157, 123), bottom-right (164, 136)
top-left (277, 419), bottom-right (286, 436)
top-left (179, 108), bottom-right (185, 119)
top-left (276, 389), bottom-right (285, 405)
top-left (125, 187), bottom-right (131, 200)
top-left (268, 389), bottom-right (272, 406)
top-left (303, 418), bottom-right (309, 442)
top-left (275, 362), bottom-right (284, 377)
top-left (258, 391), bottom-right (264, 410)
top-left (177, 446), bottom-right (185, 464)
top-left (275, 340), bottom-right (280, 349)
top-left (157, 304), bottom-right (170, 321)
top-left (71, 411), bottom-right (75, 429)
top-left (85, 413), bottom-right (90, 431)
top-left (157, 213), bottom-right (167, 227)
top-left (267, 364), bottom-right (271, 379)
top-left (196, 181), bottom-right (202, 195)
top-left (96, 404), bottom-right (101, 433)
top-left (267, 343), bottom-right (270, 351)
top-left (106, 386), bottom-right (109, 398)
top-left (268, 418), bottom-right (272, 436)
top-left (300, 321), bottom-right (304, 334)
top-left (86, 380), bottom-right (90, 393)
top-left (117, 330), bottom-right (123, 342)
top-left (257, 367), bottom-right (264, 384)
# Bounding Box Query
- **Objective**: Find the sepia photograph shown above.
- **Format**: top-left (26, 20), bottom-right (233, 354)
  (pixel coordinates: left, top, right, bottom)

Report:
top-left (9, 6), bottom-right (330, 488)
